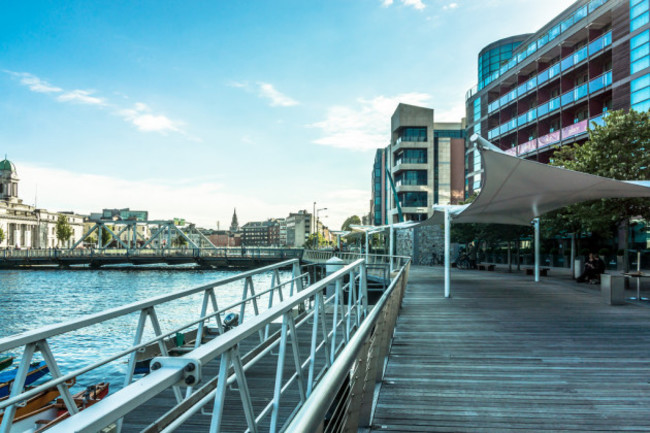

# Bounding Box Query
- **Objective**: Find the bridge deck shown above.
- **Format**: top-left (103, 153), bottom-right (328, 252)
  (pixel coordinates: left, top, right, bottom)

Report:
top-left (371, 266), bottom-right (650, 432)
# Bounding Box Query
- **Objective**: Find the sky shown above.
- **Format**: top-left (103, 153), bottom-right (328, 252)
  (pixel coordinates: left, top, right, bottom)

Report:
top-left (0, 0), bottom-right (575, 230)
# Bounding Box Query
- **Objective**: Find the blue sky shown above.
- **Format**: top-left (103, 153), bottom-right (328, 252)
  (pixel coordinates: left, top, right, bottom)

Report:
top-left (0, 0), bottom-right (573, 230)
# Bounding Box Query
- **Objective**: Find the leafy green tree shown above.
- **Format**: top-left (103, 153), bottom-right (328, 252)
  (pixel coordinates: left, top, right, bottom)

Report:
top-left (304, 233), bottom-right (327, 249)
top-left (341, 215), bottom-right (361, 231)
top-left (0, 226), bottom-right (5, 245)
top-left (550, 109), bottom-right (650, 271)
top-left (172, 235), bottom-right (189, 248)
top-left (55, 214), bottom-right (73, 247)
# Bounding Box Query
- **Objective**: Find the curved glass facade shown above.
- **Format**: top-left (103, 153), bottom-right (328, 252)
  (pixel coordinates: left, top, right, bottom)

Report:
top-left (478, 41), bottom-right (523, 87)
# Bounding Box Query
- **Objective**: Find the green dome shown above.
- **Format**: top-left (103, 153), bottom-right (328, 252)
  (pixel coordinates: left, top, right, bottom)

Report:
top-left (0, 158), bottom-right (16, 173)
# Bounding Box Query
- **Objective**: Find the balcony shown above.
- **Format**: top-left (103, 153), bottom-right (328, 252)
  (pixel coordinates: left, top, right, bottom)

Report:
top-left (477, 0), bottom-right (610, 91)
top-left (488, 70), bottom-right (612, 140)
top-left (484, 30), bottom-right (612, 115)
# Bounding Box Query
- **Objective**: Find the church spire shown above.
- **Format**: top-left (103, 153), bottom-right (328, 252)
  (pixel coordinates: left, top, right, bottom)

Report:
top-left (230, 208), bottom-right (239, 232)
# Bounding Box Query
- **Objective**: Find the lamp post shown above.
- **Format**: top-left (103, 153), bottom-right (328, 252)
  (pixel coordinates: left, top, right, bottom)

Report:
top-left (316, 207), bottom-right (327, 248)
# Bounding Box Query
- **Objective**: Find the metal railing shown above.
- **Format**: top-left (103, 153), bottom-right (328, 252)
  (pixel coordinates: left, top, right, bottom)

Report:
top-left (302, 250), bottom-right (408, 269)
top-left (0, 259), bottom-right (305, 433)
top-left (0, 247), bottom-right (303, 259)
top-left (0, 255), bottom-right (411, 432)
top-left (287, 258), bottom-right (411, 432)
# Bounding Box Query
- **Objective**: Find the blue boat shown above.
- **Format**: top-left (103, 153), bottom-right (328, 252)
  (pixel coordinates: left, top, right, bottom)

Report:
top-left (0, 361), bottom-right (50, 398)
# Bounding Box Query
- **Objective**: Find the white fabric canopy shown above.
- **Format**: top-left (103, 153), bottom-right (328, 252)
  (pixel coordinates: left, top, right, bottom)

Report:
top-left (426, 144), bottom-right (650, 226)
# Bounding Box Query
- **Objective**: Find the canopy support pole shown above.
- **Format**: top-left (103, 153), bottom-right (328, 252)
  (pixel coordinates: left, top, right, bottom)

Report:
top-left (365, 233), bottom-right (369, 264)
top-left (444, 207), bottom-right (451, 298)
top-left (570, 233), bottom-right (576, 275)
top-left (534, 218), bottom-right (540, 282)
top-left (389, 223), bottom-right (394, 273)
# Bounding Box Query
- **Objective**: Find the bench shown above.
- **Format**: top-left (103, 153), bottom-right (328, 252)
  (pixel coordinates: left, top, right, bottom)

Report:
top-left (525, 267), bottom-right (549, 276)
top-left (478, 264), bottom-right (496, 271)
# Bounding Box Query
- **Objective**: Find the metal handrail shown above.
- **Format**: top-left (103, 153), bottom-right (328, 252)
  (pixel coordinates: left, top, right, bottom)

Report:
top-left (287, 259), bottom-right (411, 432)
top-left (46, 259), bottom-right (371, 433)
top-left (0, 259), bottom-right (304, 433)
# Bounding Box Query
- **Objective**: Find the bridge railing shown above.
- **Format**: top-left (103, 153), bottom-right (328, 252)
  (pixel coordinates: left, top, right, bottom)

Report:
top-left (0, 247), bottom-right (304, 261)
top-left (0, 259), bottom-right (305, 433)
top-left (303, 249), bottom-right (409, 269)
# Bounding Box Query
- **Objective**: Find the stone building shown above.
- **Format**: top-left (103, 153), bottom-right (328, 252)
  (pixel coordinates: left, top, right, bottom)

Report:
top-left (0, 158), bottom-right (84, 248)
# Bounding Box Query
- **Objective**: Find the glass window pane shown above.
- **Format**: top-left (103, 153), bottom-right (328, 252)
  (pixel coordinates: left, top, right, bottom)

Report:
top-left (632, 11), bottom-right (650, 31)
top-left (632, 99), bottom-right (650, 112)
top-left (631, 30), bottom-right (650, 50)
top-left (632, 87), bottom-right (650, 104)
top-left (632, 43), bottom-right (650, 62)
top-left (631, 73), bottom-right (650, 92)
top-left (631, 0), bottom-right (649, 19)
top-left (632, 56), bottom-right (650, 74)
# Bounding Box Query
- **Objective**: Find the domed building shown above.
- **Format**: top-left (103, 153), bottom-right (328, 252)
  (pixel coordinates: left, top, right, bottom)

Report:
top-left (0, 157), bottom-right (84, 248)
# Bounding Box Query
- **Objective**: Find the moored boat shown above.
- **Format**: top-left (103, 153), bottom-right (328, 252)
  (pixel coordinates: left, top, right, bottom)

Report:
top-left (0, 379), bottom-right (76, 424)
top-left (0, 356), bottom-right (13, 372)
top-left (9, 382), bottom-right (109, 433)
top-left (0, 362), bottom-right (50, 398)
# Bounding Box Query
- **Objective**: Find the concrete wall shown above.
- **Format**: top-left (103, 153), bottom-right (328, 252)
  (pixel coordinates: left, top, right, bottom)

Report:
top-left (396, 224), bottom-right (445, 265)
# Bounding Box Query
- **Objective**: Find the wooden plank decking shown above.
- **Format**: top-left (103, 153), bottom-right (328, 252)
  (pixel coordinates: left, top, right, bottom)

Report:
top-left (371, 266), bottom-right (650, 432)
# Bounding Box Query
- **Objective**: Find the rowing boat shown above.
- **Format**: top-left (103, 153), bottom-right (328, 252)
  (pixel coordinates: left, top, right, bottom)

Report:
top-left (0, 362), bottom-right (50, 398)
top-left (10, 382), bottom-right (109, 433)
top-left (0, 357), bottom-right (13, 372)
top-left (0, 379), bottom-right (76, 424)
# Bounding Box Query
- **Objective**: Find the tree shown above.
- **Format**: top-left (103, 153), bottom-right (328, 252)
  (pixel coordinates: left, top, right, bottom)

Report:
top-left (55, 214), bottom-right (73, 247)
top-left (341, 215), bottom-right (361, 231)
top-left (304, 233), bottom-right (327, 249)
top-left (550, 109), bottom-right (650, 271)
top-left (0, 226), bottom-right (4, 245)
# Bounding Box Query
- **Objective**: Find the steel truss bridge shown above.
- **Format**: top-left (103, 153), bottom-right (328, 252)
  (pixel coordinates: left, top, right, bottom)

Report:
top-left (0, 253), bottom-right (411, 432)
top-left (0, 219), bottom-right (306, 268)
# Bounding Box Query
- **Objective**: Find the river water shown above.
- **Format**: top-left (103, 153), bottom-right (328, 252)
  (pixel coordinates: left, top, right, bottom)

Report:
top-left (0, 266), bottom-right (289, 394)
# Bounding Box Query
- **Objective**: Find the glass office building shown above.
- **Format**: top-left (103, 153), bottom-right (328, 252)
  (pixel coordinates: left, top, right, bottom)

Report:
top-left (465, 0), bottom-right (649, 197)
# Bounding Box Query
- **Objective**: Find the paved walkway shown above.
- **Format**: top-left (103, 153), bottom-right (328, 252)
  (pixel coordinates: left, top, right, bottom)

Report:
top-left (370, 266), bottom-right (650, 432)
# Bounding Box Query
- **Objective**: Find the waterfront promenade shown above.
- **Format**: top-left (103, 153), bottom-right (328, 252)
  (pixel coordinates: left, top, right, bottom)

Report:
top-left (371, 266), bottom-right (650, 432)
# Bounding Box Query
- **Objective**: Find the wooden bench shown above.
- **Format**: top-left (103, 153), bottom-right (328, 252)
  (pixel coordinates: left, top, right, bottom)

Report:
top-left (525, 267), bottom-right (549, 276)
top-left (478, 264), bottom-right (496, 271)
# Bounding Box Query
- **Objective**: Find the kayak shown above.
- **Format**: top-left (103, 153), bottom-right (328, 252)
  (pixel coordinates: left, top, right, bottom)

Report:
top-left (0, 362), bottom-right (50, 398)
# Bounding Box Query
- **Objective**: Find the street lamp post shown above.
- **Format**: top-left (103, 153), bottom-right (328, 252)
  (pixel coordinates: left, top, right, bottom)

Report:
top-left (316, 207), bottom-right (327, 247)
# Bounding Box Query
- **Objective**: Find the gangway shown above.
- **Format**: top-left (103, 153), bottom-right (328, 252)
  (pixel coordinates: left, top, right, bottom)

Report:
top-left (0, 255), bottom-right (411, 432)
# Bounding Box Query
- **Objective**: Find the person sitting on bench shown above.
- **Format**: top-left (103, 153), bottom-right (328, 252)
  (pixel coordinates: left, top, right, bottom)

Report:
top-left (577, 253), bottom-right (604, 283)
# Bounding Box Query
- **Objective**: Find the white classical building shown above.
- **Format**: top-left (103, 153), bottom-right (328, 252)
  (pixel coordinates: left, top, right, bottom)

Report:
top-left (0, 158), bottom-right (84, 248)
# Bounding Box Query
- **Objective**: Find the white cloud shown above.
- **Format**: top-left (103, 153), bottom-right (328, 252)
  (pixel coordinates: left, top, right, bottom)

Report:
top-left (443, 2), bottom-right (458, 10)
top-left (5, 70), bottom-right (196, 138)
top-left (382, 0), bottom-right (425, 10)
top-left (57, 89), bottom-right (105, 106)
top-left (434, 100), bottom-right (466, 122)
top-left (310, 92), bottom-right (432, 151)
top-left (118, 103), bottom-right (182, 133)
top-left (230, 80), bottom-right (299, 107)
top-left (257, 82), bottom-right (299, 107)
top-left (18, 163), bottom-right (289, 229)
top-left (7, 72), bottom-right (63, 93)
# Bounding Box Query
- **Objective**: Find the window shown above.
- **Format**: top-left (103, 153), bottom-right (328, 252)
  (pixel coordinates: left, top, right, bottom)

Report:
top-left (395, 170), bottom-right (427, 186)
top-left (397, 192), bottom-right (427, 208)
top-left (398, 127), bottom-right (427, 142)
top-left (631, 0), bottom-right (650, 31)
top-left (631, 30), bottom-right (650, 74)
top-left (473, 97), bottom-right (481, 122)
top-left (632, 73), bottom-right (650, 111)
top-left (395, 148), bottom-right (427, 165)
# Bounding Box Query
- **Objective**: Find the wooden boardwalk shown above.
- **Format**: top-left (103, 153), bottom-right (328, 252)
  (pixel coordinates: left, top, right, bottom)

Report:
top-left (371, 266), bottom-right (650, 432)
